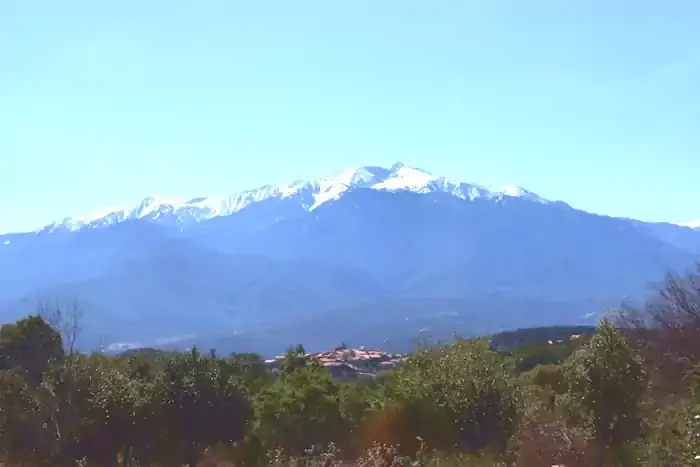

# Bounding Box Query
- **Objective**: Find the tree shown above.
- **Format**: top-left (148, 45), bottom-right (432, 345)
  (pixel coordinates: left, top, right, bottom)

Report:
top-left (0, 369), bottom-right (59, 466)
top-left (280, 344), bottom-right (308, 377)
top-left (647, 264), bottom-right (700, 329)
top-left (38, 300), bottom-right (84, 356)
top-left (563, 319), bottom-right (648, 466)
top-left (688, 365), bottom-right (700, 463)
top-left (73, 355), bottom-right (143, 466)
top-left (392, 339), bottom-right (519, 455)
top-left (253, 362), bottom-right (345, 456)
top-left (512, 403), bottom-right (589, 467)
top-left (228, 352), bottom-right (273, 394)
top-left (617, 264), bottom-right (700, 381)
top-left (638, 398), bottom-right (699, 466)
top-left (0, 315), bottom-right (64, 386)
top-left (156, 348), bottom-right (252, 466)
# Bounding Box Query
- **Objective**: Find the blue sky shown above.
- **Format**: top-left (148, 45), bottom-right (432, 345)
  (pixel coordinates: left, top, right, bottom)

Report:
top-left (2, 0), bottom-right (699, 233)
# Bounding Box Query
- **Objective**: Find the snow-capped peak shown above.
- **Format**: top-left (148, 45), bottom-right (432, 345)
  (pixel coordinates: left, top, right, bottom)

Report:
top-left (373, 164), bottom-right (436, 191)
top-left (371, 163), bottom-right (545, 203)
top-left (36, 162), bottom-right (551, 233)
top-left (677, 220), bottom-right (700, 229)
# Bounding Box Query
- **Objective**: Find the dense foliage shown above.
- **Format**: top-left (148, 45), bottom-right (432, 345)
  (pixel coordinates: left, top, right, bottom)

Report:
top-left (1, 266), bottom-right (700, 466)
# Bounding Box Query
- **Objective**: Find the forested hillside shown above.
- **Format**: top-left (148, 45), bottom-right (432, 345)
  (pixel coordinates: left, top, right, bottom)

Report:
top-left (1, 266), bottom-right (699, 466)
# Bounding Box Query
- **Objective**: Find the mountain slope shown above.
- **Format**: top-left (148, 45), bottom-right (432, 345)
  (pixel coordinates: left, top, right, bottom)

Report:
top-left (0, 222), bottom-right (184, 299)
top-left (0, 241), bottom-right (388, 349)
top-left (1, 162), bottom-right (699, 353)
top-left (127, 295), bottom-right (614, 356)
top-left (228, 189), bottom-right (695, 300)
top-left (631, 220), bottom-right (700, 255)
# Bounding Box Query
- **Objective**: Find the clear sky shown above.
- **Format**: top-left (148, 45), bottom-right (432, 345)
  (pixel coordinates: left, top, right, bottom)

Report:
top-left (2, 0), bottom-right (699, 233)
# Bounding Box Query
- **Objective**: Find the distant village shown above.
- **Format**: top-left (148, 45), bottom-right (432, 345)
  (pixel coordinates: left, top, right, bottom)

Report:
top-left (264, 344), bottom-right (408, 380)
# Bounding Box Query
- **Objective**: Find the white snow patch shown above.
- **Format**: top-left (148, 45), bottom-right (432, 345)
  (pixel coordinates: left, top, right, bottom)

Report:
top-left (30, 162), bottom-right (554, 233)
top-left (374, 165), bottom-right (437, 191)
top-left (677, 220), bottom-right (700, 229)
top-left (104, 342), bottom-right (141, 353)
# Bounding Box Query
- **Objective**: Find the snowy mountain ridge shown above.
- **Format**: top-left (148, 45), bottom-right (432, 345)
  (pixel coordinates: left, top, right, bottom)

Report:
top-left (677, 220), bottom-right (700, 229)
top-left (1, 162), bottom-right (699, 353)
top-left (38, 162), bottom-right (553, 233)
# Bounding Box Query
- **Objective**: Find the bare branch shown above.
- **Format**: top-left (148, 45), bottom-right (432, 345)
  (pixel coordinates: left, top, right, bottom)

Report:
top-left (646, 263), bottom-right (700, 330)
top-left (38, 299), bottom-right (84, 355)
top-left (622, 263), bottom-right (700, 388)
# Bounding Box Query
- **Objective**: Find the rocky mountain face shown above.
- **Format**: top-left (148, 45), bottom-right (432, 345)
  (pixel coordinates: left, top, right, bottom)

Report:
top-left (1, 163), bottom-right (698, 355)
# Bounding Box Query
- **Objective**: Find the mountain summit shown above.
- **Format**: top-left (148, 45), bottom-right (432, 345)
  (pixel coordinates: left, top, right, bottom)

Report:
top-left (678, 220), bottom-right (700, 230)
top-left (38, 163), bottom-right (552, 234)
top-left (2, 162), bottom-right (699, 355)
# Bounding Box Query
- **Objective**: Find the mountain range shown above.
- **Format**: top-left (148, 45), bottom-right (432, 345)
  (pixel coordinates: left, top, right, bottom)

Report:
top-left (1, 162), bottom-right (699, 356)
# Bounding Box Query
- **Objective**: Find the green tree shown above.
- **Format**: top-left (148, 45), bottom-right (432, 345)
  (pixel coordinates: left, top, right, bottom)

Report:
top-left (35, 354), bottom-right (134, 466)
top-left (689, 365), bottom-right (700, 463)
top-left (393, 339), bottom-right (519, 455)
top-left (280, 344), bottom-right (308, 377)
top-left (0, 369), bottom-right (58, 466)
top-left (0, 315), bottom-right (64, 386)
top-left (637, 401), bottom-right (699, 466)
top-left (228, 352), bottom-right (273, 394)
top-left (253, 361), bottom-right (345, 456)
top-left (79, 355), bottom-right (145, 466)
top-left (156, 348), bottom-right (252, 467)
top-left (563, 319), bottom-right (648, 466)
